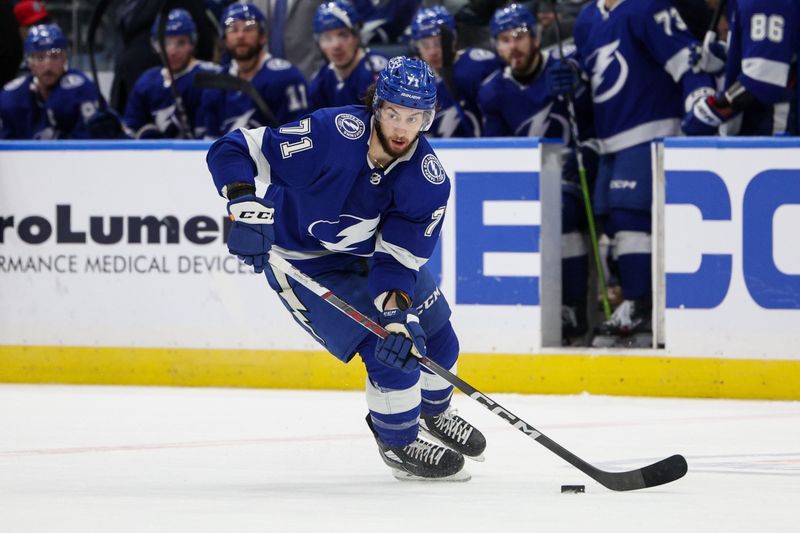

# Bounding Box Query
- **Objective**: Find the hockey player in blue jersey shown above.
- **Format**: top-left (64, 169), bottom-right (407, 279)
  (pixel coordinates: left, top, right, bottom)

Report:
top-left (684, 0), bottom-right (798, 136)
top-left (550, 0), bottom-right (716, 347)
top-left (1, 23), bottom-right (100, 139)
top-left (123, 9), bottom-right (221, 139)
top-left (308, 0), bottom-right (387, 111)
top-left (198, 2), bottom-right (309, 138)
top-left (207, 56), bottom-right (486, 481)
top-left (479, 4), bottom-right (595, 344)
top-left (410, 5), bottom-right (502, 138)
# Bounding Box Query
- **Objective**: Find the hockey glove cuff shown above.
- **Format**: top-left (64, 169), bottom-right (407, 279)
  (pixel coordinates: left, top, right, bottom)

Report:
top-left (682, 95), bottom-right (732, 136)
top-left (227, 194), bottom-right (275, 274)
top-left (375, 308), bottom-right (426, 373)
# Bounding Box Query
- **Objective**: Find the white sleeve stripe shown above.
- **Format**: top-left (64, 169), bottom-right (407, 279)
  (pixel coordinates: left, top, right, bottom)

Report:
top-left (239, 127), bottom-right (272, 185)
top-left (374, 233), bottom-right (427, 271)
top-left (663, 47), bottom-right (692, 83)
top-left (742, 58), bottom-right (790, 87)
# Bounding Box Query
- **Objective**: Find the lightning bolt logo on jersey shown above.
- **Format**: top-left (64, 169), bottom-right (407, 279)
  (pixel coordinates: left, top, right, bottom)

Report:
top-left (573, 0), bottom-right (714, 153)
top-left (588, 40), bottom-right (628, 104)
top-left (309, 214), bottom-right (381, 254)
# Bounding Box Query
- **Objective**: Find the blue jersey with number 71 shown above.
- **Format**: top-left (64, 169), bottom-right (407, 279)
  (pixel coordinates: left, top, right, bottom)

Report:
top-left (206, 105), bottom-right (451, 302)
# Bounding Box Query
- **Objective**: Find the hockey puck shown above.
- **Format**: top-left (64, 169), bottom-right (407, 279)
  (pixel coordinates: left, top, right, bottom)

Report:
top-left (561, 485), bottom-right (585, 493)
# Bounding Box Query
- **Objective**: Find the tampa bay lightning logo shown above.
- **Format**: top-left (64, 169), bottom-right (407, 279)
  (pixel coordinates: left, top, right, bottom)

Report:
top-left (586, 40), bottom-right (628, 104)
top-left (334, 113), bottom-right (365, 140)
top-left (308, 214), bottom-right (380, 254)
top-left (421, 154), bottom-right (445, 185)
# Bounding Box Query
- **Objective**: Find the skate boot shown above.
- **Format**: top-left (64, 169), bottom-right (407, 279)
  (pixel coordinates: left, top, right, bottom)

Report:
top-left (591, 299), bottom-right (652, 348)
top-left (420, 407), bottom-right (486, 462)
top-left (366, 415), bottom-right (469, 482)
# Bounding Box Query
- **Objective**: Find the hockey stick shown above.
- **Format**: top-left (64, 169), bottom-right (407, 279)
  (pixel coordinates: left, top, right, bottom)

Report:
top-left (193, 71), bottom-right (280, 128)
top-left (265, 253), bottom-right (688, 491)
top-left (86, 0), bottom-right (113, 111)
top-left (438, 23), bottom-right (473, 135)
top-left (156, 0), bottom-right (194, 139)
top-left (549, 1), bottom-right (612, 320)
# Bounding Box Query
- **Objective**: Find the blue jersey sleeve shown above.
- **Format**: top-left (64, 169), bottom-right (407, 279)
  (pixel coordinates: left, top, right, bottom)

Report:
top-left (635, 0), bottom-right (715, 109)
top-left (207, 111), bottom-right (331, 195)
top-left (369, 150), bottom-right (450, 300)
top-left (734, 0), bottom-right (798, 103)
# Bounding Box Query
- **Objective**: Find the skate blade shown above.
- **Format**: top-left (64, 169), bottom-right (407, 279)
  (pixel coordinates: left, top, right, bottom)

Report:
top-left (391, 469), bottom-right (472, 482)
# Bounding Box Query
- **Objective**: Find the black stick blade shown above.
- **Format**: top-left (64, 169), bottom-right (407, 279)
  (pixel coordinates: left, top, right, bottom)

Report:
top-left (595, 454), bottom-right (688, 492)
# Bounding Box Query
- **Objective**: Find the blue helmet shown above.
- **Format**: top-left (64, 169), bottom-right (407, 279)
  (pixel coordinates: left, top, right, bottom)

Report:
top-left (151, 9), bottom-right (197, 43)
top-left (221, 2), bottom-right (266, 34)
top-left (24, 23), bottom-right (67, 54)
top-left (313, 0), bottom-right (360, 34)
top-left (490, 3), bottom-right (536, 38)
top-left (410, 6), bottom-right (455, 41)
top-left (374, 56), bottom-right (437, 130)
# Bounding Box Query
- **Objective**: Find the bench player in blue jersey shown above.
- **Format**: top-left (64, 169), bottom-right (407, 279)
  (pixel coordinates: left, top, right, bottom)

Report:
top-left (410, 5), bottom-right (502, 138)
top-left (308, 0), bottom-right (387, 111)
top-left (207, 56), bottom-right (486, 481)
top-left (550, 0), bottom-right (715, 347)
top-left (1, 23), bottom-right (100, 139)
top-left (198, 2), bottom-right (309, 138)
top-left (479, 4), bottom-right (597, 345)
top-left (685, 0), bottom-right (798, 136)
top-left (123, 9), bottom-right (221, 139)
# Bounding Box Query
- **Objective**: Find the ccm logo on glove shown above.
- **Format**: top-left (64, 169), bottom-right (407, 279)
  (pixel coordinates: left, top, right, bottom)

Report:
top-left (229, 201), bottom-right (275, 224)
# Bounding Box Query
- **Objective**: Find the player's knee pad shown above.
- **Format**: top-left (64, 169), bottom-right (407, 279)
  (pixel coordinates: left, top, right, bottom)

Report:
top-left (419, 321), bottom-right (458, 415)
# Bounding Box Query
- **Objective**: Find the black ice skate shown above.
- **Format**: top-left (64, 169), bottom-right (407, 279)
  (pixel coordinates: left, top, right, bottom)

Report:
top-left (592, 299), bottom-right (652, 348)
top-left (420, 407), bottom-right (486, 462)
top-left (366, 415), bottom-right (469, 482)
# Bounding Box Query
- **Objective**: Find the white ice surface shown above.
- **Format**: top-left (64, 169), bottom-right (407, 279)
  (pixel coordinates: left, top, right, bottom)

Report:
top-left (0, 384), bottom-right (798, 533)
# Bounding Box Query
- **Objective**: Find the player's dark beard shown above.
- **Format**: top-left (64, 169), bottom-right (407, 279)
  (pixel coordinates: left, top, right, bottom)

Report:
top-left (375, 120), bottom-right (417, 159)
top-left (511, 51), bottom-right (542, 85)
top-left (230, 43), bottom-right (261, 62)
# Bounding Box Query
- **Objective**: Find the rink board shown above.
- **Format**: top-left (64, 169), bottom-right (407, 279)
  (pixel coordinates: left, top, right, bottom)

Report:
top-left (1, 138), bottom-right (799, 399)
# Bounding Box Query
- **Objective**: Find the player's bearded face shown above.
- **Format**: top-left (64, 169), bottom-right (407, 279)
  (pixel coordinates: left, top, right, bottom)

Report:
top-left (496, 28), bottom-right (538, 75)
top-left (374, 104), bottom-right (426, 158)
top-left (225, 20), bottom-right (266, 61)
top-left (319, 28), bottom-right (360, 69)
top-left (28, 50), bottom-right (67, 89)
